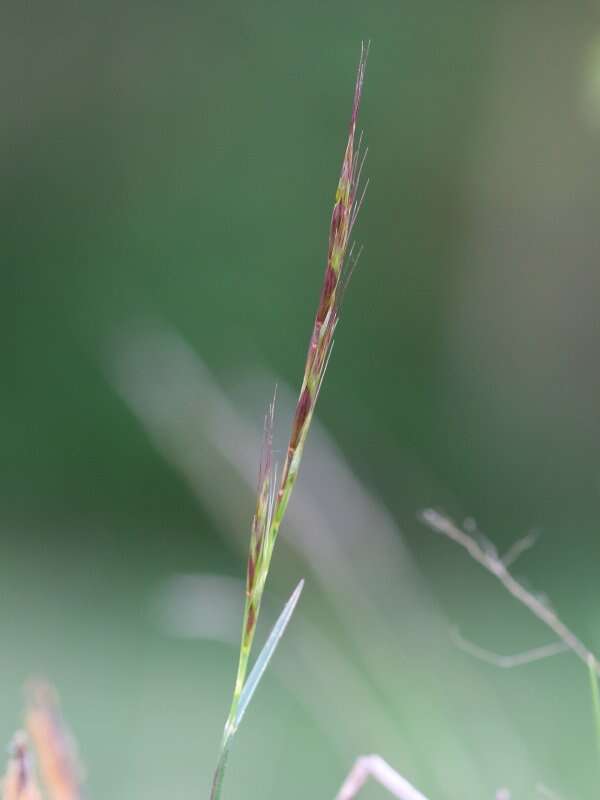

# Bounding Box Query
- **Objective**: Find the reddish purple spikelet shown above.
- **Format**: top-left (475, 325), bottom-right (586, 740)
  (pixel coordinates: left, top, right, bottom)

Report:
top-left (291, 387), bottom-right (312, 448)
top-left (246, 391), bottom-right (276, 597)
top-left (328, 202), bottom-right (344, 257)
top-left (245, 604), bottom-right (256, 637)
top-left (317, 266), bottom-right (337, 324)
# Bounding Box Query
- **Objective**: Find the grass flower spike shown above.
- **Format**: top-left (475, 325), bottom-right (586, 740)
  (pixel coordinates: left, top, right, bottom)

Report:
top-left (210, 43), bottom-right (369, 800)
top-left (273, 44), bottom-right (368, 541)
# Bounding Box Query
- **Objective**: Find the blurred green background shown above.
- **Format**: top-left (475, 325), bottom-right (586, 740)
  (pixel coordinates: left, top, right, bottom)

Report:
top-left (3, 1), bottom-right (600, 797)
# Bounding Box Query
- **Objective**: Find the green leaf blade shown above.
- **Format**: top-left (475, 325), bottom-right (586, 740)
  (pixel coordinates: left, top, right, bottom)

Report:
top-left (234, 579), bottom-right (304, 730)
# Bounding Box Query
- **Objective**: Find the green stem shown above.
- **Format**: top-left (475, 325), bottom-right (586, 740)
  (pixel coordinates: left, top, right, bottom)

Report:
top-left (227, 603), bottom-right (253, 731)
top-left (209, 746), bottom-right (230, 800)
top-left (209, 590), bottom-right (263, 800)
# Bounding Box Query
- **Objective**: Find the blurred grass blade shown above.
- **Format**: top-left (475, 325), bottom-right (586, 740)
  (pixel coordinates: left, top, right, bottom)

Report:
top-left (588, 654), bottom-right (600, 763)
top-left (235, 579), bottom-right (304, 729)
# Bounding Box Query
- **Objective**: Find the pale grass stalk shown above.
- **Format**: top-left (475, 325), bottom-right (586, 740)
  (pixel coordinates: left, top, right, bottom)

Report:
top-left (421, 510), bottom-right (600, 676)
top-left (500, 530), bottom-right (538, 568)
top-left (450, 627), bottom-right (568, 668)
top-left (334, 755), bottom-right (430, 800)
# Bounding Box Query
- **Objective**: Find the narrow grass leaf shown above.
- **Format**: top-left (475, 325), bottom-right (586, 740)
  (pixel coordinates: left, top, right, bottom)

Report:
top-left (235, 579), bottom-right (304, 730)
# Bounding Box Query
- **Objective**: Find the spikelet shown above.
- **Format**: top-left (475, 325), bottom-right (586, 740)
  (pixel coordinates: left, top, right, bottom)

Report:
top-left (25, 682), bottom-right (83, 800)
top-left (244, 393), bottom-right (277, 627)
top-left (1, 733), bottom-right (43, 800)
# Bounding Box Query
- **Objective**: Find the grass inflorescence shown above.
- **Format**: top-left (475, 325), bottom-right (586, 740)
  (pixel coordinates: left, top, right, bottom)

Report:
top-left (209, 43), bottom-right (369, 800)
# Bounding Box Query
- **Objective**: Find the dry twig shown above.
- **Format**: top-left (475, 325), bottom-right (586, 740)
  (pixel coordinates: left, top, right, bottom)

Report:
top-left (335, 755), bottom-right (430, 800)
top-left (501, 530), bottom-right (538, 568)
top-left (450, 627), bottom-right (568, 668)
top-left (421, 510), bottom-right (600, 676)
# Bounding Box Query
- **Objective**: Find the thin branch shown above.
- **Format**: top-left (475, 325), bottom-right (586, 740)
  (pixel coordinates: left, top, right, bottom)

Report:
top-left (451, 627), bottom-right (569, 668)
top-left (335, 755), bottom-right (430, 800)
top-left (420, 510), bottom-right (600, 677)
top-left (501, 530), bottom-right (539, 568)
